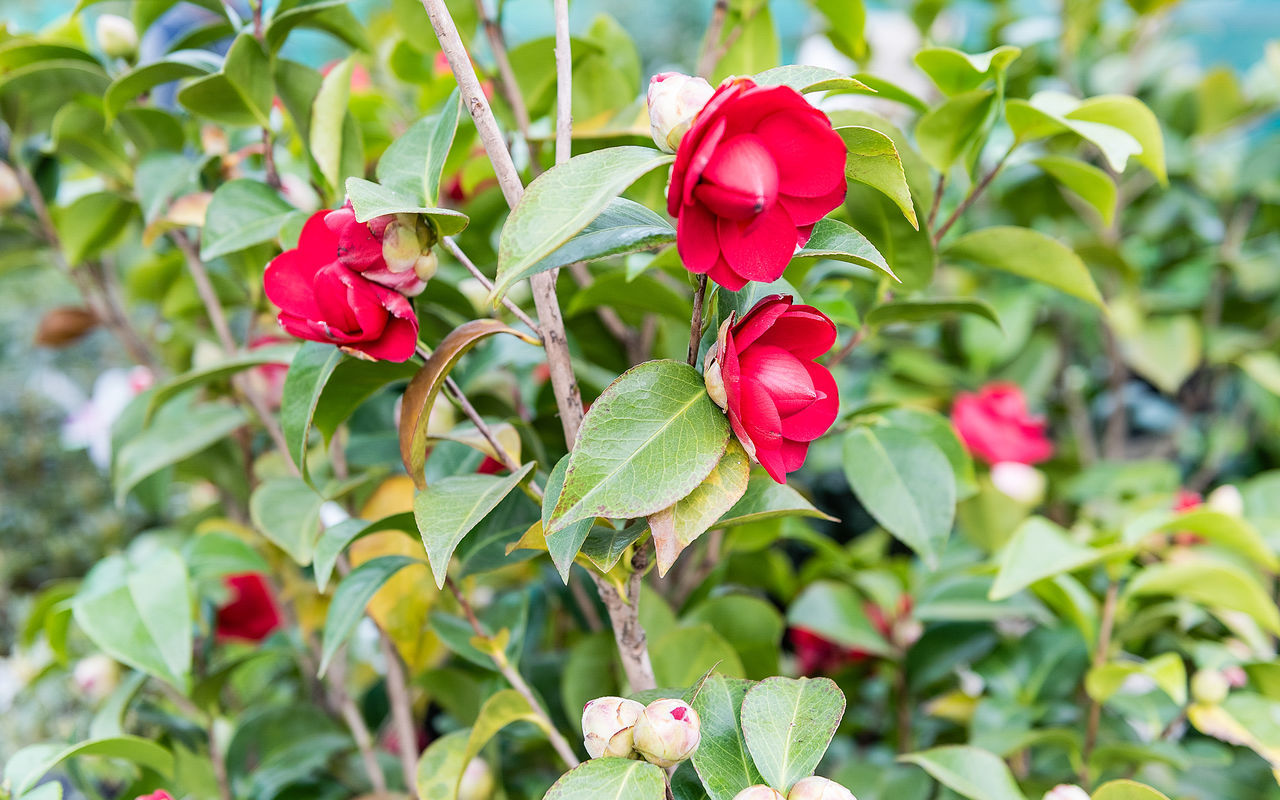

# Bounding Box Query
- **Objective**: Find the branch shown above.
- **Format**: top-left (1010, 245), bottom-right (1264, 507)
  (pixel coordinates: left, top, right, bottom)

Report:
top-left (440, 237), bottom-right (541, 335)
top-left (931, 149), bottom-right (1012, 246)
top-left (447, 578), bottom-right (581, 768)
top-left (696, 0), bottom-right (730, 78)
top-left (472, 0), bottom-right (540, 168)
top-left (1080, 579), bottom-right (1119, 785)
top-left (553, 0), bottom-right (572, 166)
top-left (687, 274), bottom-right (708, 366)
top-left (326, 646), bottom-right (391, 794)
top-left (379, 632), bottom-right (421, 794)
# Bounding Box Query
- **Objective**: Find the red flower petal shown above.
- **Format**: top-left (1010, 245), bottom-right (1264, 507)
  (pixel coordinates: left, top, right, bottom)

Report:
top-left (707, 257), bottom-right (748, 291)
top-left (778, 438), bottom-right (811, 474)
top-left (738, 345), bottom-right (818, 417)
top-left (680, 116), bottom-right (728, 210)
top-left (297, 209), bottom-right (340, 264)
top-left (264, 250), bottom-right (323, 320)
top-left (716, 204), bottom-right (796, 283)
top-left (780, 360), bottom-right (838, 442)
top-left (354, 314), bottom-right (419, 362)
top-left (756, 305), bottom-right (838, 359)
top-left (755, 109), bottom-right (847, 198)
top-left (779, 182), bottom-right (847, 227)
top-left (739, 380), bottom-right (783, 456)
top-left (731, 295), bottom-right (791, 351)
top-left (676, 201), bottom-right (721, 274)
top-left (696, 133), bottom-right (779, 220)
top-left (216, 573), bottom-right (282, 643)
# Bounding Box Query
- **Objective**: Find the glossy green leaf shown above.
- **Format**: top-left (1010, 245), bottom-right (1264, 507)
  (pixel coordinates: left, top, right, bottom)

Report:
top-left (651, 624), bottom-right (746, 688)
top-left (344, 177), bottom-right (469, 235)
top-left (249, 478), bottom-right (325, 566)
top-left (549, 360), bottom-right (729, 533)
top-left (1152, 509), bottom-right (1278, 570)
top-left (650, 440), bottom-right (750, 576)
top-left (1092, 780), bottom-right (1173, 800)
top-left (741, 676), bottom-right (846, 792)
top-left (265, 0), bottom-right (371, 53)
top-left (836, 126), bottom-right (917, 229)
top-left (786, 581), bottom-right (893, 657)
top-left (52, 192), bottom-right (135, 266)
top-left (415, 463), bottom-right (535, 587)
top-left (685, 594), bottom-right (784, 679)
top-left (103, 50), bottom-right (222, 121)
top-left (377, 90), bottom-right (461, 206)
top-left (578, 521), bottom-right (650, 573)
top-left (793, 218), bottom-right (897, 281)
top-left (990, 517), bottom-right (1105, 600)
top-left (567, 271), bottom-right (691, 321)
top-left (717, 475), bottom-right (836, 528)
top-left (1086, 652), bottom-right (1186, 706)
top-left (1068, 95), bottom-right (1167, 185)
top-left (1116, 312), bottom-right (1201, 395)
top-left (115, 402), bottom-right (247, 504)
top-left (944, 226), bottom-right (1103, 308)
top-left (310, 57), bottom-right (354, 193)
top-left (542, 455), bottom-right (594, 582)
top-left (915, 90), bottom-right (996, 173)
top-left (544, 758), bottom-right (668, 800)
top-left (200, 179), bottom-right (295, 261)
top-left (753, 64), bottom-right (872, 94)
top-left (456, 689), bottom-right (552, 791)
top-left (176, 33), bottom-right (272, 127)
top-left (495, 146), bottom-right (675, 300)
top-left (914, 46), bottom-right (1021, 95)
top-left (319, 554), bottom-right (421, 675)
top-left (50, 103), bottom-right (132, 183)
top-left (4, 737), bottom-right (174, 798)
top-left (1033, 155), bottom-right (1117, 226)
top-left (690, 675), bottom-right (766, 800)
top-left (843, 425), bottom-right (955, 568)
top-left (280, 341), bottom-right (342, 482)
top-left (899, 745), bottom-right (1028, 800)
top-left (312, 513), bottom-right (414, 592)
top-left (1125, 560), bottom-right (1280, 635)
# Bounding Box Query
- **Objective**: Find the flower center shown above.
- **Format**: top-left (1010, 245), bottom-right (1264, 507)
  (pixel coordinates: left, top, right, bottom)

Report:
top-left (694, 133), bottom-right (779, 220)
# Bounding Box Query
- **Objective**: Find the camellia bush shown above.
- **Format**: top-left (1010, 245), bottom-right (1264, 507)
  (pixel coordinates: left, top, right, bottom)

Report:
top-left (3, 0), bottom-right (1280, 799)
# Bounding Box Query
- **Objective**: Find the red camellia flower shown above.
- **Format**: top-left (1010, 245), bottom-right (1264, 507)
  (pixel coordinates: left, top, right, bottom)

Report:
top-left (264, 210), bottom-right (419, 362)
top-left (668, 77), bottom-right (846, 291)
top-left (705, 295), bottom-right (838, 483)
top-left (136, 792), bottom-right (174, 800)
top-left (951, 383), bottom-right (1053, 465)
top-left (323, 202), bottom-right (433, 297)
top-left (215, 573), bottom-right (283, 643)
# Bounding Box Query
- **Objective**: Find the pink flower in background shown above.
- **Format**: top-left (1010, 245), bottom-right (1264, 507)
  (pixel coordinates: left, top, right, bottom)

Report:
top-left (61, 366), bottom-right (153, 469)
top-left (952, 383), bottom-right (1053, 465)
top-left (215, 573), bottom-right (283, 643)
top-left (135, 792), bottom-right (174, 800)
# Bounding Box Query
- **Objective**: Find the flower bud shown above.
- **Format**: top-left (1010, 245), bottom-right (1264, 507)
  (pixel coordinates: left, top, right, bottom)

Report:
top-left (95, 14), bottom-right (138, 59)
top-left (1192, 669), bottom-right (1230, 705)
top-left (990, 461), bottom-right (1046, 505)
top-left (458, 757), bottom-right (495, 800)
top-left (582, 696), bottom-right (645, 759)
top-left (72, 653), bottom-right (120, 702)
top-left (891, 617), bottom-right (923, 650)
top-left (1042, 785), bottom-right (1090, 800)
top-left (632, 698), bottom-right (701, 767)
top-left (200, 125), bottom-right (229, 157)
top-left (787, 776), bottom-right (857, 800)
top-left (733, 787), bottom-right (787, 800)
top-left (414, 250), bottom-right (439, 283)
top-left (382, 214), bottom-right (425, 273)
top-left (0, 161), bottom-right (24, 210)
top-left (1207, 484), bottom-right (1245, 517)
top-left (647, 72), bottom-right (714, 153)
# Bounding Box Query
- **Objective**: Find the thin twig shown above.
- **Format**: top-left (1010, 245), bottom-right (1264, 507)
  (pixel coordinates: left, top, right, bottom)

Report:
top-left (440, 237), bottom-right (542, 335)
top-left (1081, 580), bottom-right (1119, 785)
top-left (825, 327), bottom-right (865, 368)
top-left (472, 0), bottom-right (540, 168)
top-left (446, 578), bottom-right (581, 768)
top-left (932, 149), bottom-right (1012, 246)
top-left (926, 173), bottom-right (946, 230)
top-left (208, 718), bottom-right (233, 800)
top-left (326, 649), bottom-right (390, 794)
top-left (1101, 323), bottom-right (1128, 459)
top-left (687, 274), bottom-right (708, 366)
top-left (696, 0), bottom-right (730, 78)
top-left (380, 632), bottom-right (421, 793)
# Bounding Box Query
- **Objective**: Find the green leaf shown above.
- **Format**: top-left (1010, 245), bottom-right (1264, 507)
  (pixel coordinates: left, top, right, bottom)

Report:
top-left (265, 0), bottom-right (371, 53)
top-left (415, 463), bottom-right (536, 588)
top-left (690, 676), bottom-right (766, 800)
top-left (1006, 92), bottom-right (1165, 182)
top-left (793, 218), bottom-right (897, 282)
top-left (813, 0), bottom-right (866, 61)
top-left (312, 514), bottom-right (415, 592)
top-left (579, 521), bottom-right (650, 573)
top-left (71, 549), bottom-right (192, 690)
top-left (344, 177), bottom-right (469, 236)
top-left (1125, 560), bottom-right (1280, 635)
top-left (685, 595), bottom-right (784, 679)
top-left (913, 46), bottom-right (1021, 96)
top-left (899, 745), bottom-right (1028, 800)
top-left (836, 126), bottom-right (917, 229)
top-left (250, 478), bottom-right (325, 566)
top-left (185, 531), bottom-right (270, 580)
top-left (50, 103), bottom-right (132, 183)
top-left (717, 476), bottom-right (836, 528)
top-left (455, 689), bottom-right (552, 792)
top-left (842, 425), bottom-right (955, 568)
top-left (1115, 312), bottom-right (1201, 395)
top-left (496, 199), bottom-right (676, 300)
top-left (1033, 155), bottom-right (1117, 226)
top-left (495, 146), bottom-right (675, 300)
top-left (310, 57), bottom-right (354, 194)
top-left (567, 271), bottom-right (691, 322)
top-left (1068, 95), bottom-right (1167, 185)
top-left (115, 402), bottom-right (247, 504)
top-left (786, 581), bottom-right (893, 657)
top-left (542, 456), bottom-right (594, 582)
top-left (549, 361), bottom-right (730, 532)
top-left (1238, 351), bottom-right (1280, 397)
top-left (943, 226), bottom-right (1103, 308)
top-left (280, 342), bottom-right (343, 482)
top-left (415, 729), bottom-right (469, 800)
top-left (200, 179), bottom-right (294, 261)
top-left (1086, 652), bottom-right (1186, 706)
top-left (990, 517), bottom-right (1105, 600)
top-left (4, 737), bottom-right (174, 798)
top-left (146, 344), bottom-right (298, 422)
top-left (176, 33), bottom-right (272, 127)
top-left (103, 50), bottom-right (222, 121)
top-left (915, 90), bottom-right (996, 173)
top-left (319, 554), bottom-right (421, 675)
top-left (1092, 780), bottom-right (1173, 800)
top-left (865, 298), bottom-right (1001, 330)
top-left (741, 677), bottom-right (846, 792)
top-left (753, 64), bottom-right (872, 94)
top-left (1150, 509), bottom-right (1279, 570)
top-left (544, 758), bottom-right (668, 800)
top-left (377, 90), bottom-right (462, 206)
top-left (651, 624), bottom-right (747, 688)
top-left (53, 192), bottom-right (135, 266)
top-left (651, 440), bottom-right (750, 576)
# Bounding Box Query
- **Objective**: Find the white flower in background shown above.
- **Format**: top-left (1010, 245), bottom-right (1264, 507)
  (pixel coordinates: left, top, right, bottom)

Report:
top-left (1206, 484), bottom-right (1245, 517)
top-left (61, 366), bottom-right (153, 469)
top-left (991, 461), bottom-right (1047, 505)
top-left (95, 14), bottom-right (138, 59)
top-left (72, 654), bottom-right (121, 702)
top-left (458, 757), bottom-right (495, 800)
top-left (1043, 785), bottom-right (1090, 800)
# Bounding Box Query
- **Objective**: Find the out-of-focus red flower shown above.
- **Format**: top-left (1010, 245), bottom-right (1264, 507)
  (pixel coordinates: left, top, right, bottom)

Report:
top-left (791, 596), bottom-right (911, 675)
top-left (951, 383), bottom-right (1053, 465)
top-left (216, 573), bottom-right (282, 643)
top-left (705, 295), bottom-right (838, 483)
top-left (136, 791), bottom-right (174, 800)
top-left (668, 77), bottom-right (846, 291)
top-left (476, 456), bottom-right (505, 475)
top-left (1174, 489), bottom-right (1203, 513)
top-left (321, 60), bottom-right (372, 92)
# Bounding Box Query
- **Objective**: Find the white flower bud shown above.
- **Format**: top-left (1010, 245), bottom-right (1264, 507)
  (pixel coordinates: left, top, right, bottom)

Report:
top-left (458, 757), bottom-right (495, 800)
top-left (787, 777), bottom-right (857, 800)
top-left (72, 654), bottom-right (120, 702)
top-left (647, 72), bottom-right (714, 153)
top-left (582, 696), bottom-right (645, 759)
top-left (1191, 669), bottom-right (1230, 705)
top-left (990, 461), bottom-right (1046, 505)
top-left (632, 698), bottom-right (701, 767)
top-left (1207, 484), bottom-right (1245, 517)
top-left (95, 14), bottom-right (138, 59)
top-left (382, 215), bottom-right (424, 273)
top-left (1043, 785), bottom-right (1090, 800)
top-left (733, 787), bottom-right (788, 800)
top-left (414, 250), bottom-right (439, 283)
top-left (0, 161), bottom-right (24, 210)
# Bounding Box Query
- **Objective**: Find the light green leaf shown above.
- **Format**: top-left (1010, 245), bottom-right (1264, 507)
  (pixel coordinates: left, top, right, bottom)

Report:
top-left (310, 57), bottom-right (353, 193)
top-left (1117, 313), bottom-right (1201, 395)
top-left (495, 146), bottom-right (674, 300)
top-left (741, 676), bottom-right (846, 792)
top-left (1069, 95), bottom-right (1167, 185)
top-left (686, 595), bottom-right (784, 679)
top-left (52, 192), bottom-right (135, 266)
top-left (415, 463), bottom-right (536, 587)
top-left (651, 440), bottom-right (750, 576)
top-left (793, 218), bottom-right (897, 281)
top-left (717, 475), bottom-right (836, 528)
top-left (690, 676), bottom-right (765, 800)
top-left (319, 554), bottom-right (421, 675)
top-left (312, 513), bottom-right (415, 592)
top-left (4, 737), bottom-right (174, 798)
top-left (200, 179), bottom-right (294, 261)
top-left (753, 64), bottom-right (872, 94)
top-left (866, 298), bottom-right (1000, 330)
top-left (280, 341), bottom-right (342, 483)
top-left (544, 758), bottom-right (668, 800)
top-left (377, 90), bottom-right (462, 206)
top-left (786, 581), bottom-right (893, 657)
top-left (1125, 560), bottom-right (1280, 635)
top-left (915, 89), bottom-right (996, 173)
top-left (1086, 652), bottom-right (1187, 706)
top-left (416, 729), bottom-right (470, 800)
top-left (651, 624), bottom-right (746, 688)
top-left (567, 271), bottom-right (691, 322)
top-left (899, 745), bottom-right (1028, 800)
top-left (344, 177), bottom-right (469, 235)
top-left (103, 50), bottom-right (222, 121)
top-left (1152, 509), bottom-right (1279, 571)
top-left (579, 521), bottom-right (650, 573)
top-left (542, 455), bottom-right (594, 583)
top-left (549, 360), bottom-right (729, 533)
top-left (990, 517), bottom-right (1106, 600)
top-left (842, 425), bottom-right (955, 568)
top-left (1033, 155), bottom-right (1117, 226)
top-left (115, 402), bottom-right (247, 504)
top-left (176, 33), bottom-right (271, 127)
top-left (836, 126), bottom-right (917, 229)
top-left (913, 46), bottom-right (1021, 96)
top-left (1092, 780), bottom-right (1173, 800)
top-left (146, 344), bottom-right (297, 422)
top-left (944, 226), bottom-right (1103, 308)
top-left (1238, 351), bottom-right (1280, 397)
top-left (250, 478), bottom-right (325, 566)
top-left (264, 0), bottom-right (371, 53)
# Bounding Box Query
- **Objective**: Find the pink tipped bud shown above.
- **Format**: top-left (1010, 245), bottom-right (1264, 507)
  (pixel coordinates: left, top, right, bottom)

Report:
top-left (458, 757), bottom-right (495, 800)
top-left (787, 777), bottom-right (857, 800)
top-left (647, 72), bottom-right (714, 153)
top-left (582, 696), bottom-right (645, 759)
top-left (0, 161), bottom-right (24, 210)
top-left (632, 698), bottom-right (701, 767)
top-left (733, 787), bottom-right (788, 800)
top-left (72, 654), bottom-right (121, 702)
top-left (1043, 786), bottom-right (1090, 800)
top-left (1191, 669), bottom-right (1231, 705)
top-left (95, 14), bottom-right (138, 58)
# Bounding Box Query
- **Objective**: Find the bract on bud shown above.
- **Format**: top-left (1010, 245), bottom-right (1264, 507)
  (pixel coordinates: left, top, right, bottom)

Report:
top-left (632, 698), bottom-right (701, 767)
top-left (96, 14), bottom-right (138, 58)
top-left (704, 341), bottom-right (728, 410)
top-left (0, 161), bottom-right (24, 210)
top-left (647, 72), bottom-right (714, 153)
top-left (458, 757), bottom-right (495, 800)
top-left (1043, 785), bottom-right (1090, 800)
top-left (733, 787), bottom-right (788, 800)
top-left (582, 696), bottom-right (645, 759)
top-left (787, 776), bottom-right (857, 800)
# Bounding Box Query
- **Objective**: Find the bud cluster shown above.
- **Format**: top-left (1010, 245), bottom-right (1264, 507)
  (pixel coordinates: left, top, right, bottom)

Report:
top-left (734, 777), bottom-right (857, 800)
top-left (581, 696), bottom-right (701, 767)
